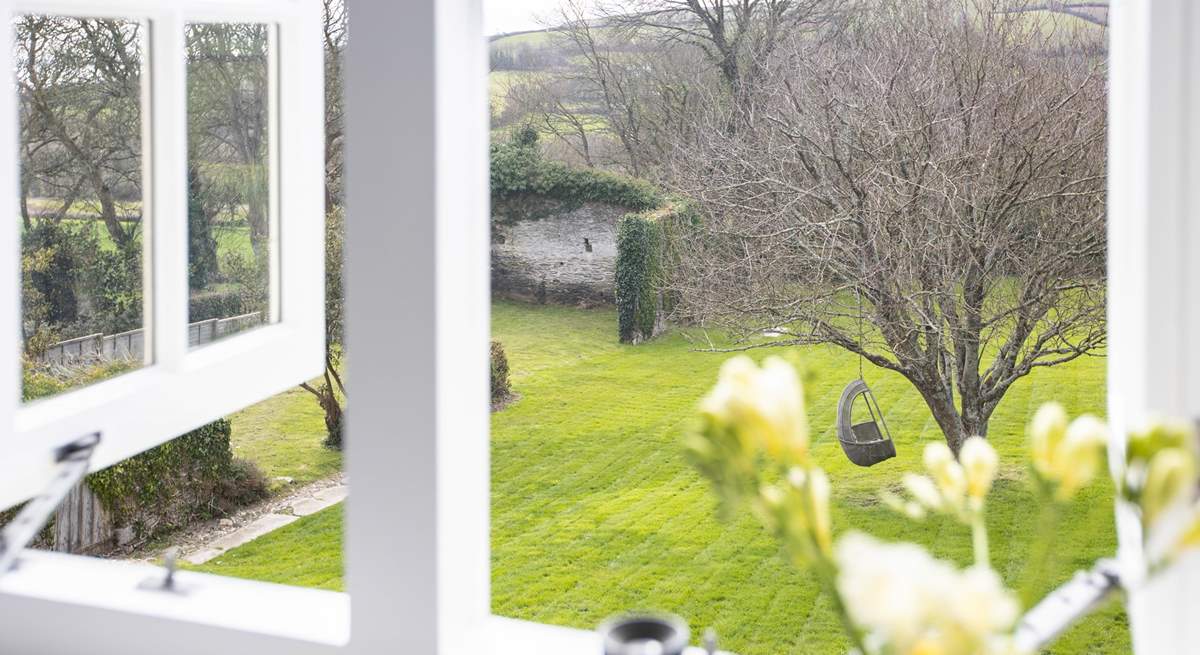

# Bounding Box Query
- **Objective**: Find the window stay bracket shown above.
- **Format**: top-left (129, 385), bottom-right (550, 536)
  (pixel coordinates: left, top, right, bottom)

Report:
top-left (0, 432), bottom-right (101, 578)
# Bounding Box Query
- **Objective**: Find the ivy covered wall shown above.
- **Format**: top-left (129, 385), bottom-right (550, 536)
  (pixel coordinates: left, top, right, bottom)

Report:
top-left (491, 128), bottom-right (685, 344)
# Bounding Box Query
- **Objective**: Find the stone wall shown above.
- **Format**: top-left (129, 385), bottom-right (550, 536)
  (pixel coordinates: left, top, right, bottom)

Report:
top-left (492, 199), bottom-right (630, 305)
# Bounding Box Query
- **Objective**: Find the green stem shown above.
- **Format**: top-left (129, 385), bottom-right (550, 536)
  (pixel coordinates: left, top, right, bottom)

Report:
top-left (1018, 501), bottom-right (1063, 608)
top-left (972, 511), bottom-right (989, 568)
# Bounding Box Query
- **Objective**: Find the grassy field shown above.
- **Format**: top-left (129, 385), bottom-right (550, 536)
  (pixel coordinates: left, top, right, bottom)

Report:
top-left (199, 300), bottom-right (1126, 654)
top-left (491, 30), bottom-right (557, 48)
top-left (23, 214), bottom-right (254, 261)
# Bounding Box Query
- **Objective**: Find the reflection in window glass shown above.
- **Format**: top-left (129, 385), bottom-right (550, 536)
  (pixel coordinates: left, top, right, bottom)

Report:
top-left (15, 16), bottom-right (146, 402)
top-left (186, 23), bottom-right (273, 347)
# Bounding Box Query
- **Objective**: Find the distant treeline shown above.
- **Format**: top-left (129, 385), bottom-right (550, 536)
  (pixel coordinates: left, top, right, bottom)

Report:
top-left (490, 42), bottom-right (565, 72)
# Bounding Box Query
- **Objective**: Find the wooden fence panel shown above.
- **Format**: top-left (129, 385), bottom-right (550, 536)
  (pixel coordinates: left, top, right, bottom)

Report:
top-left (52, 481), bottom-right (112, 554)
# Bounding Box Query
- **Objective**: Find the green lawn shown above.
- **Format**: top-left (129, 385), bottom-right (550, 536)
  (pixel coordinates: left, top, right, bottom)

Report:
top-left (195, 504), bottom-right (343, 589)
top-left (199, 300), bottom-right (1125, 654)
top-left (226, 383), bottom-right (342, 490)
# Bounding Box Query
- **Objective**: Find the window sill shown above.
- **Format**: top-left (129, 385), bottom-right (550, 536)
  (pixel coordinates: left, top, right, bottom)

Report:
top-left (2, 551), bottom-right (726, 654)
top-left (0, 550), bottom-right (348, 648)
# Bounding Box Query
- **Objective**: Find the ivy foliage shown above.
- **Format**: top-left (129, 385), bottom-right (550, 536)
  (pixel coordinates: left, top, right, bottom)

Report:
top-left (490, 127), bottom-right (662, 214)
top-left (87, 419), bottom-right (267, 537)
top-left (616, 214), bottom-right (662, 343)
top-left (615, 202), bottom-right (697, 344)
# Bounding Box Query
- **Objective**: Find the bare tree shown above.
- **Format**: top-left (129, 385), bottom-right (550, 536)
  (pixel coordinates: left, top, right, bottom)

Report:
top-left (15, 16), bottom-right (143, 247)
top-left (668, 0), bottom-right (1107, 452)
top-left (519, 0), bottom-right (714, 176)
top-left (551, 0), bottom-right (654, 175)
top-left (323, 0), bottom-right (347, 213)
top-left (185, 23), bottom-right (271, 263)
top-left (601, 0), bottom-right (837, 117)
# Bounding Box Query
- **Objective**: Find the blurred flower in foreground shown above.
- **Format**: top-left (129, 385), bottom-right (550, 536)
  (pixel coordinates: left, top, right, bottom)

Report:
top-left (686, 356), bottom-right (829, 561)
top-left (1119, 418), bottom-right (1200, 567)
top-left (837, 532), bottom-right (1020, 655)
top-left (690, 357), bottom-right (1200, 654)
top-left (696, 355), bottom-right (810, 463)
top-left (1028, 402), bottom-right (1109, 501)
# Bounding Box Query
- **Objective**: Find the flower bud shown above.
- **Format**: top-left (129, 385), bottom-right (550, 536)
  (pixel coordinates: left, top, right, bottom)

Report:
top-left (1054, 415), bottom-right (1109, 500)
top-left (960, 437), bottom-right (999, 501)
top-left (903, 473), bottom-right (944, 511)
top-left (924, 441), bottom-right (966, 504)
top-left (1030, 402), bottom-right (1069, 477)
top-left (1142, 448), bottom-right (1196, 526)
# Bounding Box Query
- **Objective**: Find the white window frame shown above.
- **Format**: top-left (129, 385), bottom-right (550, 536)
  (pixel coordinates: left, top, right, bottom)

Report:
top-left (1107, 0), bottom-right (1200, 652)
top-left (0, 0), bottom-right (326, 512)
top-left (0, 0), bottom-right (1195, 653)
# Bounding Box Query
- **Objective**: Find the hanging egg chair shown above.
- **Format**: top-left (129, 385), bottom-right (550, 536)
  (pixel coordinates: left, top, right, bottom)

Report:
top-left (836, 378), bottom-right (897, 467)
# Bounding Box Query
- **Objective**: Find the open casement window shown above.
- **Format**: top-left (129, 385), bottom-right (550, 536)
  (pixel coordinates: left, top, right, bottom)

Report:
top-left (0, 0), bottom-right (324, 513)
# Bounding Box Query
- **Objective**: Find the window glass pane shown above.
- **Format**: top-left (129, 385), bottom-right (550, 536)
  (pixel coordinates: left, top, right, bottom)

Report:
top-left (186, 23), bottom-right (273, 347)
top-left (15, 16), bottom-right (146, 402)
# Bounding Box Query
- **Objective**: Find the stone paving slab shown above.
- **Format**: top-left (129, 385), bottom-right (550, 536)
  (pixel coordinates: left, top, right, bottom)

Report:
top-left (313, 485), bottom-right (348, 505)
top-left (290, 485), bottom-right (348, 517)
top-left (185, 512), bottom-right (300, 565)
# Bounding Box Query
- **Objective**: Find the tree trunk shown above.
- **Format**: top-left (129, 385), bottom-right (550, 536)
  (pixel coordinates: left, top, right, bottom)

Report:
top-left (93, 176), bottom-right (129, 249)
top-left (910, 372), bottom-right (994, 455)
top-left (916, 381), bottom-right (967, 454)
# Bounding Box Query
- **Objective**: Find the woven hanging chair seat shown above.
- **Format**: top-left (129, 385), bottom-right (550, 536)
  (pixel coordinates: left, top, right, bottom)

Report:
top-left (836, 378), bottom-right (897, 467)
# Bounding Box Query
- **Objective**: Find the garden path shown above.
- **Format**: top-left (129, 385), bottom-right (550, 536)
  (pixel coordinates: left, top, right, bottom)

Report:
top-left (122, 471), bottom-right (347, 566)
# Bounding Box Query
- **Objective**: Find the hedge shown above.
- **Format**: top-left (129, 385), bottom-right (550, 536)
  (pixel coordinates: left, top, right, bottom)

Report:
top-left (490, 131), bottom-right (662, 214)
top-left (188, 286), bottom-right (246, 321)
top-left (88, 418), bottom-right (267, 538)
top-left (490, 340), bottom-right (512, 407)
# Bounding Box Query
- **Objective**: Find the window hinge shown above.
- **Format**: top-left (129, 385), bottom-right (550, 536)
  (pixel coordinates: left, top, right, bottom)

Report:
top-left (0, 432), bottom-right (100, 578)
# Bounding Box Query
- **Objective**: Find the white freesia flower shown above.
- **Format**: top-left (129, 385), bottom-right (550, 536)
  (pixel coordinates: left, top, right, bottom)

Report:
top-left (903, 473), bottom-right (944, 511)
top-left (698, 355), bottom-right (810, 462)
top-left (952, 566), bottom-right (1021, 640)
top-left (836, 532), bottom-right (1020, 655)
top-left (924, 441), bottom-right (967, 506)
top-left (1054, 415), bottom-right (1109, 500)
top-left (960, 437), bottom-right (999, 503)
top-left (1029, 402), bottom-right (1068, 477)
top-left (1027, 403), bottom-right (1108, 500)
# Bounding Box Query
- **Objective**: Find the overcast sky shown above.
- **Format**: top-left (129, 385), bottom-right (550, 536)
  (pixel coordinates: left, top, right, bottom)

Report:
top-left (484, 0), bottom-right (581, 36)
